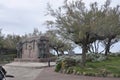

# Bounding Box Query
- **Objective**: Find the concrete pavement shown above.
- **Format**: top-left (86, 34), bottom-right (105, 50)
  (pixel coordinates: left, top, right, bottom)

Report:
top-left (5, 62), bottom-right (55, 68)
top-left (3, 62), bottom-right (55, 80)
top-left (4, 66), bottom-right (43, 80)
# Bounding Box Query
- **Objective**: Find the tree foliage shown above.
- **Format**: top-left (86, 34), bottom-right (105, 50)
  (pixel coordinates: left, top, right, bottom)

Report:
top-left (3, 34), bottom-right (21, 49)
top-left (45, 30), bottom-right (74, 56)
top-left (99, 1), bottom-right (120, 55)
top-left (46, 0), bottom-right (120, 66)
top-left (0, 29), bottom-right (4, 48)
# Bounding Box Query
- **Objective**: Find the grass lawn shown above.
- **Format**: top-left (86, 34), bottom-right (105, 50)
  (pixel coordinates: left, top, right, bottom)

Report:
top-left (73, 56), bottom-right (120, 77)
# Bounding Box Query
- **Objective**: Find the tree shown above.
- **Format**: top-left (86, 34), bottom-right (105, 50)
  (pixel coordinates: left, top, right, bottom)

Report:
top-left (99, 1), bottom-right (120, 56)
top-left (4, 34), bottom-right (21, 49)
top-left (59, 41), bottom-right (75, 55)
top-left (0, 29), bottom-right (4, 48)
top-left (102, 38), bottom-right (119, 55)
top-left (88, 41), bottom-right (101, 54)
top-left (0, 29), bottom-right (4, 54)
top-left (45, 30), bottom-right (74, 56)
top-left (46, 0), bottom-right (107, 66)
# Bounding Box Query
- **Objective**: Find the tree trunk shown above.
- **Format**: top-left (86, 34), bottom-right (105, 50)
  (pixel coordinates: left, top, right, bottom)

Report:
top-left (56, 50), bottom-right (59, 57)
top-left (105, 38), bottom-right (111, 56)
top-left (81, 44), bottom-right (88, 67)
top-left (61, 51), bottom-right (64, 55)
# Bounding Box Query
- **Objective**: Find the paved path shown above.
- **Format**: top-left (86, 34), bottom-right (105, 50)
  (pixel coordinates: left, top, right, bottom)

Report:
top-left (4, 66), bottom-right (43, 80)
top-left (35, 67), bottom-right (120, 80)
top-left (5, 62), bottom-right (55, 68)
top-left (3, 62), bottom-right (55, 80)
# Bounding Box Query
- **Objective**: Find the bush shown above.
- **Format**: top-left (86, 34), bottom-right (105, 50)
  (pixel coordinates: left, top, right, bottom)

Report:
top-left (83, 72), bottom-right (96, 76)
top-left (66, 67), bottom-right (73, 74)
top-left (0, 53), bottom-right (16, 64)
top-left (56, 55), bottom-right (68, 64)
top-left (56, 55), bottom-right (82, 63)
top-left (99, 69), bottom-right (110, 77)
top-left (55, 54), bottom-right (120, 78)
top-left (113, 74), bottom-right (120, 77)
top-left (86, 53), bottom-right (107, 62)
top-left (55, 55), bottom-right (81, 72)
top-left (109, 53), bottom-right (120, 57)
top-left (62, 58), bottom-right (76, 69)
top-left (55, 62), bottom-right (62, 72)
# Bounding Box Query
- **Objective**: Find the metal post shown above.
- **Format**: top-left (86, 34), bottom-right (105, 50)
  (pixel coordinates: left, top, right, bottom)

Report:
top-left (48, 59), bottom-right (50, 67)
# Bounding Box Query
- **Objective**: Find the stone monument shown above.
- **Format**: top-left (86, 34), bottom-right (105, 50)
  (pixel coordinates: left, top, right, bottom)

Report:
top-left (15, 36), bottom-right (50, 62)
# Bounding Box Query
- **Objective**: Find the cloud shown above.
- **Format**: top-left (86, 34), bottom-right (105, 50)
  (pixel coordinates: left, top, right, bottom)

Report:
top-left (0, 0), bottom-right (51, 35)
top-left (0, 0), bottom-right (120, 36)
top-left (0, 0), bottom-right (120, 52)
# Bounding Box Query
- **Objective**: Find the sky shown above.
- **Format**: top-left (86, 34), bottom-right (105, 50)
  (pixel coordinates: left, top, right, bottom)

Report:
top-left (0, 0), bottom-right (64, 35)
top-left (0, 0), bottom-right (120, 52)
top-left (0, 0), bottom-right (120, 35)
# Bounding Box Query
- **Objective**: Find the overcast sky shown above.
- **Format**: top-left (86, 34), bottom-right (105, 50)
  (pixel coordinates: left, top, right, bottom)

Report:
top-left (0, 0), bottom-right (120, 35)
top-left (0, 0), bottom-right (120, 52)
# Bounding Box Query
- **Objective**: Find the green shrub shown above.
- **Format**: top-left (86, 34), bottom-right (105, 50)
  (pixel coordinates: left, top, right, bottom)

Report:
top-left (56, 55), bottom-right (81, 64)
top-left (55, 55), bottom-right (81, 72)
top-left (109, 53), bottom-right (120, 57)
top-left (71, 55), bottom-right (82, 63)
top-left (113, 74), bottom-right (120, 77)
top-left (55, 62), bottom-right (62, 72)
top-left (86, 53), bottom-right (107, 62)
top-left (62, 57), bottom-right (76, 68)
top-left (66, 67), bottom-right (73, 74)
top-left (55, 54), bottom-right (120, 78)
top-left (0, 53), bottom-right (16, 64)
top-left (83, 72), bottom-right (96, 76)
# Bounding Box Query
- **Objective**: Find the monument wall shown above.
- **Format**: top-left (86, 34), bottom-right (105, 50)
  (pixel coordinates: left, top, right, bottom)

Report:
top-left (15, 36), bottom-right (51, 62)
